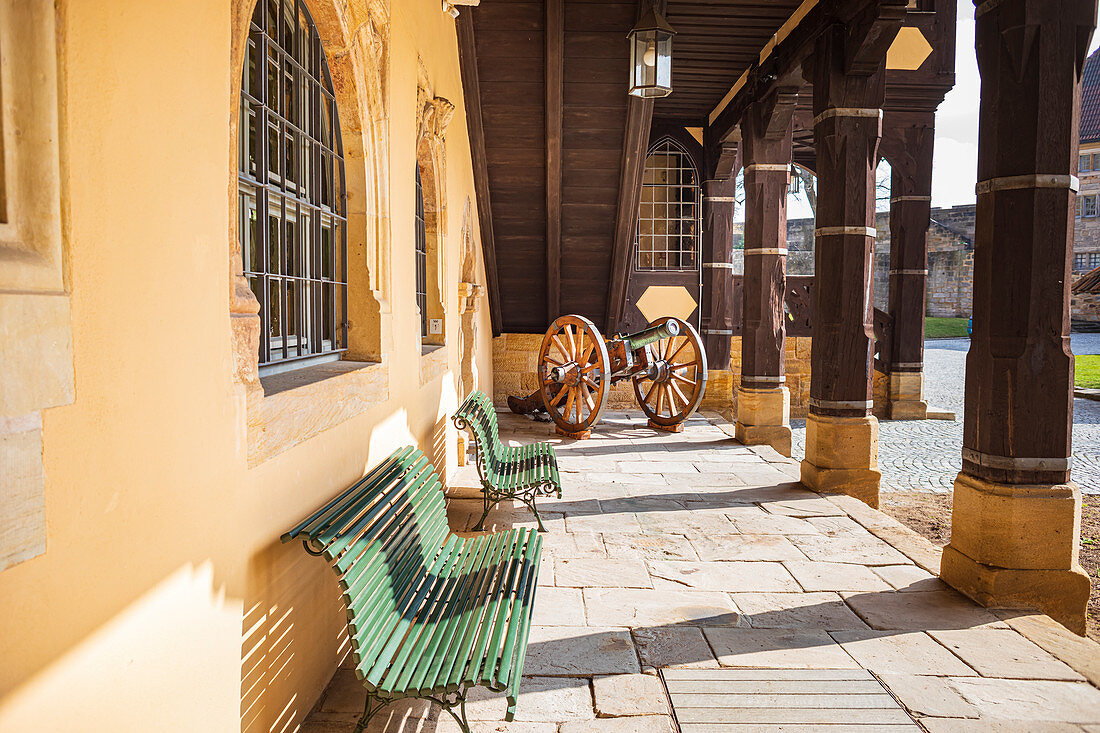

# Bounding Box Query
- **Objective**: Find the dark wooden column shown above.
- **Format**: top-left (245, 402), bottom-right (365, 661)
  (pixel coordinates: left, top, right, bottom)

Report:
top-left (701, 128), bottom-right (740, 371)
top-left (800, 6), bottom-right (904, 507)
top-left (735, 89), bottom-right (797, 456)
top-left (881, 111), bottom-right (935, 418)
top-left (940, 0), bottom-right (1095, 634)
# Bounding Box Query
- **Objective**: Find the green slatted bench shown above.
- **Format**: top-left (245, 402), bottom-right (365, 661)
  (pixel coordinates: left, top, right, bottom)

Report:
top-left (282, 445), bottom-right (542, 733)
top-left (453, 390), bottom-right (562, 533)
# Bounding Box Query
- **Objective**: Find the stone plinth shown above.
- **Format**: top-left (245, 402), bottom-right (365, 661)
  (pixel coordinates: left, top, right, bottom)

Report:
top-left (735, 385), bottom-right (792, 457)
top-left (800, 414), bottom-right (881, 507)
top-left (940, 473), bottom-right (1091, 634)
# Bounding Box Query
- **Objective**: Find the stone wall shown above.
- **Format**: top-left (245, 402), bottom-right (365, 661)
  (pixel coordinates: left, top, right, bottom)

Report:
top-left (1072, 292), bottom-right (1100, 322)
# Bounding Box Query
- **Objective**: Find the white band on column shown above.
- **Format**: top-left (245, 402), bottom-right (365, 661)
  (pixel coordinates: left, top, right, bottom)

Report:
top-left (704, 196), bottom-right (737, 203)
top-left (815, 226), bottom-right (877, 238)
top-left (703, 328), bottom-right (734, 336)
top-left (702, 262), bottom-right (736, 269)
top-left (810, 397), bottom-right (873, 410)
top-left (975, 174), bottom-right (1079, 195)
top-left (890, 195), bottom-right (932, 203)
top-left (744, 248), bottom-right (788, 255)
top-left (890, 269), bottom-right (927, 275)
top-left (961, 447), bottom-right (1071, 472)
top-left (812, 107), bottom-right (882, 125)
top-left (744, 163), bottom-right (790, 172)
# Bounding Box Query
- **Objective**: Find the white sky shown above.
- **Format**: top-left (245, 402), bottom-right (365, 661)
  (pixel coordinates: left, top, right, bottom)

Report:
top-left (767, 6), bottom-right (1100, 222)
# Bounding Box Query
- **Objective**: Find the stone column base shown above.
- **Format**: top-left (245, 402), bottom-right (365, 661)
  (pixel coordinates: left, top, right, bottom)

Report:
top-left (886, 371), bottom-right (929, 420)
top-left (800, 413), bottom-right (880, 507)
top-left (940, 472), bottom-right (1090, 634)
top-left (735, 385), bottom-right (792, 457)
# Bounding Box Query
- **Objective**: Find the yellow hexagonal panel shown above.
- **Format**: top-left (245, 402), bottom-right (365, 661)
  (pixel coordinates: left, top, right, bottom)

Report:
top-left (635, 285), bottom-right (698, 324)
top-left (886, 27), bottom-right (932, 71)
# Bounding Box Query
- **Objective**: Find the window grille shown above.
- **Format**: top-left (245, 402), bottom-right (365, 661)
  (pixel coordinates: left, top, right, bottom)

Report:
top-left (1086, 195), bottom-right (1098, 218)
top-left (1075, 254), bottom-right (1089, 271)
top-left (415, 165), bottom-right (428, 338)
top-left (1081, 154), bottom-right (1092, 173)
top-left (635, 139), bottom-right (700, 270)
top-left (1092, 253), bottom-right (1100, 269)
top-left (239, 0), bottom-right (347, 370)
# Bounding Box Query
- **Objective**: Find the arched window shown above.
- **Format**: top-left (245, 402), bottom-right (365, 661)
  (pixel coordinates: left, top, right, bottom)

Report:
top-left (415, 164), bottom-right (428, 338)
top-left (239, 0), bottom-right (347, 372)
top-left (636, 138), bottom-right (700, 270)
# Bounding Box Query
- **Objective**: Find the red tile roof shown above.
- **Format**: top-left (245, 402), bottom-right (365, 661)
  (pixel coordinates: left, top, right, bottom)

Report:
top-left (1082, 48), bottom-right (1100, 145)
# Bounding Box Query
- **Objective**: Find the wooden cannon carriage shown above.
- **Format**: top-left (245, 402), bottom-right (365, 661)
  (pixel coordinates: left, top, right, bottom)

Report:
top-left (508, 314), bottom-right (708, 439)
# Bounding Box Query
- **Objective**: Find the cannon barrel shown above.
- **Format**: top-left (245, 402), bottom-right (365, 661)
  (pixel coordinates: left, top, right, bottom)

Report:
top-left (623, 319), bottom-right (680, 351)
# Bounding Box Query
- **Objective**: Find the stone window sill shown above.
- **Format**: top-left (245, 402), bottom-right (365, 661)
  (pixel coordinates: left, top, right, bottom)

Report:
top-left (248, 360), bottom-right (388, 466)
top-left (420, 343), bottom-right (448, 384)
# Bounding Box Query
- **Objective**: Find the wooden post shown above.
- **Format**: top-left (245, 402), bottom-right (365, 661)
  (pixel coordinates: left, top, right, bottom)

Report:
top-left (736, 88), bottom-right (798, 457)
top-left (800, 5), bottom-right (904, 508)
top-left (882, 110), bottom-right (934, 419)
top-left (545, 0), bottom-right (564, 322)
top-left (940, 0), bottom-right (1096, 634)
top-left (701, 127), bottom-right (740, 372)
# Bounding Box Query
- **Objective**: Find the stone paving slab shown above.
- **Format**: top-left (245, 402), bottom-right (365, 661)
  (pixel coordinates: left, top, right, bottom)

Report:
top-left (302, 408), bottom-right (1100, 733)
top-left (732, 591), bottom-right (869, 631)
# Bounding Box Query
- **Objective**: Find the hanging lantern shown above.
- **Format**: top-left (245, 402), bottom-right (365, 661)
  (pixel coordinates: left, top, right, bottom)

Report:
top-left (628, 6), bottom-right (676, 98)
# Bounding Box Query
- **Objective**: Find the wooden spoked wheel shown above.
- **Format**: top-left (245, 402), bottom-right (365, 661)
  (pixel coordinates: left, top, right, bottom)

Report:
top-left (632, 316), bottom-right (708, 428)
top-left (538, 315), bottom-right (611, 437)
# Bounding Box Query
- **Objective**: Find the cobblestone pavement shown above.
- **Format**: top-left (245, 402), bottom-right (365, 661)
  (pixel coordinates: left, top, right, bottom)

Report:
top-left (792, 334), bottom-right (1100, 494)
top-left (304, 411), bottom-right (1100, 732)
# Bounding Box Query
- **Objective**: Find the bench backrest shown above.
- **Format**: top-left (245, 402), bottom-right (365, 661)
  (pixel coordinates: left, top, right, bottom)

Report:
top-left (281, 446), bottom-right (452, 623)
top-left (454, 391), bottom-right (507, 483)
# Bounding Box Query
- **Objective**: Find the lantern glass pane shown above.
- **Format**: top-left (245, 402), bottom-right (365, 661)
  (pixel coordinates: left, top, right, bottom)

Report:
top-left (656, 32), bottom-right (673, 89)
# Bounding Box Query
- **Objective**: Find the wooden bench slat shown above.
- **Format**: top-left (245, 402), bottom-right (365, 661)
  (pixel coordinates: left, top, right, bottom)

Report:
top-left (393, 533), bottom-right (497, 692)
top-left (401, 535), bottom-right (494, 694)
top-left (283, 447), bottom-right (418, 549)
top-left (284, 445), bottom-right (540, 730)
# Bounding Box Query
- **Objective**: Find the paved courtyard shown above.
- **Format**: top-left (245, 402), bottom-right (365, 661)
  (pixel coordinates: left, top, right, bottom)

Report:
top-left (792, 334), bottom-right (1100, 493)
top-left (303, 411), bottom-right (1100, 732)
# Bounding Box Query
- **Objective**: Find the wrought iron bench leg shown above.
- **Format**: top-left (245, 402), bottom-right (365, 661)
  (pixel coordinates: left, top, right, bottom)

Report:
top-left (354, 690), bottom-right (471, 733)
top-left (471, 482), bottom-right (495, 532)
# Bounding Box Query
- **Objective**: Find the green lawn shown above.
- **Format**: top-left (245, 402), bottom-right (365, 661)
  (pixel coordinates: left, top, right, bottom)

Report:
top-left (1077, 355), bottom-right (1100, 389)
top-left (925, 317), bottom-right (970, 339)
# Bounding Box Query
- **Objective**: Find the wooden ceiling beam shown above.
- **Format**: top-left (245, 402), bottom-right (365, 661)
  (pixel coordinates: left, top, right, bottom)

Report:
top-left (456, 11), bottom-right (503, 335)
top-left (706, 0), bottom-right (906, 146)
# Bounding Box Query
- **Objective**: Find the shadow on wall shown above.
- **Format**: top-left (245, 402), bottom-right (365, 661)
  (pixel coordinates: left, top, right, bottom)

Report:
top-left (241, 543), bottom-right (349, 733)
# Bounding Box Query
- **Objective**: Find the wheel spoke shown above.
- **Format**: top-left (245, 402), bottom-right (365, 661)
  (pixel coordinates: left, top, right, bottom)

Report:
top-left (656, 384), bottom-right (665, 416)
top-left (667, 338), bottom-right (690, 364)
top-left (669, 381), bottom-right (689, 410)
top-left (552, 334), bottom-right (570, 360)
top-left (582, 375), bottom-right (601, 391)
top-left (581, 382), bottom-right (595, 412)
top-left (544, 355), bottom-right (563, 367)
top-left (671, 372), bottom-right (696, 387)
top-left (564, 325), bottom-right (576, 359)
top-left (549, 385), bottom-right (568, 407)
top-left (564, 387), bottom-right (576, 424)
top-left (644, 379), bottom-right (658, 405)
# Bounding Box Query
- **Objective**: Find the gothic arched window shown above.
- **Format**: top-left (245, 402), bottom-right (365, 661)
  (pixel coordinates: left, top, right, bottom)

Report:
top-left (636, 138), bottom-right (700, 270)
top-left (239, 0), bottom-right (347, 371)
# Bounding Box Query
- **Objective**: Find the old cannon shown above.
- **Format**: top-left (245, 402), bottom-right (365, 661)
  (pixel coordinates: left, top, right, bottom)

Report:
top-left (508, 314), bottom-right (708, 438)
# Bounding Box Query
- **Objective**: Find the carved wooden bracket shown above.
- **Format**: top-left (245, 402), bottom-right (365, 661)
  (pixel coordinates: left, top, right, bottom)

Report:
top-left (843, 0), bottom-right (908, 76)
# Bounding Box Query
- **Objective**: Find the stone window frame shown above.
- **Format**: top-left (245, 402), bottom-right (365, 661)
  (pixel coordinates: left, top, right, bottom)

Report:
top-left (1085, 195), bottom-right (1098, 218)
top-left (239, 0), bottom-right (351, 374)
top-left (414, 60), bottom-right (454, 370)
top-left (0, 1), bottom-right (73, 571)
top-left (230, 0), bottom-right (393, 466)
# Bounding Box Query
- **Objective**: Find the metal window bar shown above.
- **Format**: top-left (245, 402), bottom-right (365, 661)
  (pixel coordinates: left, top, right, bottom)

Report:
top-left (415, 165), bottom-right (429, 338)
top-left (239, 0), bottom-right (347, 369)
top-left (634, 139), bottom-right (701, 271)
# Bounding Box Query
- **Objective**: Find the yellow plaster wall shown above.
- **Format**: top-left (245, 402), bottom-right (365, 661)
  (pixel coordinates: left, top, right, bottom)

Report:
top-left (0, 0), bottom-right (494, 730)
